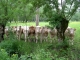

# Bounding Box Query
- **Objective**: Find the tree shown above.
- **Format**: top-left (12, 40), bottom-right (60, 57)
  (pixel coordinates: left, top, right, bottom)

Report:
top-left (32, 0), bottom-right (79, 41)
top-left (30, 0), bottom-right (46, 26)
top-left (43, 0), bottom-right (79, 42)
top-left (0, 0), bottom-right (31, 41)
top-left (16, 2), bottom-right (34, 23)
top-left (32, 0), bottom-right (79, 49)
top-left (0, 0), bottom-right (14, 41)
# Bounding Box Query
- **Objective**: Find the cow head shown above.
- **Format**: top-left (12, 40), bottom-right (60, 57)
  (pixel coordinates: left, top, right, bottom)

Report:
top-left (67, 28), bottom-right (76, 36)
top-left (28, 26), bottom-right (35, 36)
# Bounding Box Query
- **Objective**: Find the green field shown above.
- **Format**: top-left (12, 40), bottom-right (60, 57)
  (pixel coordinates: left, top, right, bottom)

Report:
top-left (7, 21), bottom-right (80, 27)
top-left (7, 22), bottom-right (49, 26)
top-left (69, 22), bottom-right (80, 48)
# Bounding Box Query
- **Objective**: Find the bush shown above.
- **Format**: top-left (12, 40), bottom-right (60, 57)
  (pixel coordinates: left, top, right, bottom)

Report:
top-left (0, 39), bottom-right (30, 57)
top-left (0, 39), bottom-right (39, 57)
top-left (0, 48), bottom-right (10, 60)
top-left (0, 48), bottom-right (19, 60)
top-left (32, 49), bottom-right (52, 60)
top-left (1, 32), bottom-right (80, 60)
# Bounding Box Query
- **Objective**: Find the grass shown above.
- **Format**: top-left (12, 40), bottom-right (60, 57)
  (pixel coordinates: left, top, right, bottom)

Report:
top-left (7, 22), bottom-right (49, 26)
top-left (69, 22), bottom-right (80, 48)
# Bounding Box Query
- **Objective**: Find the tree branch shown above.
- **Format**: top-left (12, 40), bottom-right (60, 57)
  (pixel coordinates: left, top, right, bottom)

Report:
top-left (52, 0), bottom-right (60, 13)
top-left (66, 0), bottom-right (75, 19)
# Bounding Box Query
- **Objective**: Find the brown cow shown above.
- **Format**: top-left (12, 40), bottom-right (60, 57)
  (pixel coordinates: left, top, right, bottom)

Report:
top-left (28, 26), bottom-right (35, 42)
top-left (40, 27), bottom-right (49, 43)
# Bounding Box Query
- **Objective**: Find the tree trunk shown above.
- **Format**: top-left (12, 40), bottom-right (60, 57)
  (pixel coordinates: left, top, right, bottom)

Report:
top-left (0, 24), bottom-right (5, 42)
top-left (56, 19), bottom-right (69, 42)
top-left (36, 7), bottom-right (39, 26)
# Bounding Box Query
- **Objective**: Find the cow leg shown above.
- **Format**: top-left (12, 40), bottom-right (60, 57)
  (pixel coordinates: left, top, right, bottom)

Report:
top-left (35, 33), bottom-right (38, 43)
top-left (24, 32), bottom-right (27, 42)
top-left (19, 31), bottom-right (21, 41)
top-left (40, 33), bottom-right (43, 43)
top-left (16, 31), bottom-right (19, 40)
top-left (35, 35), bottom-right (38, 43)
top-left (18, 33), bottom-right (20, 40)
top-left (26, 30), bottom-right (29, 41)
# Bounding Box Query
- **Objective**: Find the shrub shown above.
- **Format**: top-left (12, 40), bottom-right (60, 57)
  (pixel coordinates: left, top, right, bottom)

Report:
top-left (0, 40), bottom-right (24, 57)
top-left (0, 48), bottom-right (10, 60)
top-left (31, 48), bottom-right (52, 60)
top-left (0, 48), bottom-right (19, 60)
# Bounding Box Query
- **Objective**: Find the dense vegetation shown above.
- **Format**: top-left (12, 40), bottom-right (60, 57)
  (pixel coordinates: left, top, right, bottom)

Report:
top-left (0, 22), bottom-right (80, 60)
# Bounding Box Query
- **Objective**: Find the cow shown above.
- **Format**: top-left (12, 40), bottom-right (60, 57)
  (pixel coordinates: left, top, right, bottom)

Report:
top-left (12, 26), bottom-right (23, 40)
top-left (49, 27), bottom-right (76, 44)
top-left (65, 27), bottom-right (76, 45)
top-left (28, 26), bottom-right (36, 42)
top-left (49, 28), bottom-right (57, 43)
top-left (5, 26), bottom-right (17, 38)
top-left (21, 26), bottom-right (29, 42)
top-left (40, 27), bottom-right (49, 43)
top-left (35, 26), bottom-right (41, 43)
top-left (50, 28), bottom-right (57, 38)
top-left (11, 26), bottom-right (17, 33)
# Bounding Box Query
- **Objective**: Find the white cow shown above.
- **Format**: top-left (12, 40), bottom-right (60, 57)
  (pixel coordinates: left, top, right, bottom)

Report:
top-left (35, 26), bottom-right (41, 43)
top-left (16, 26), bottom-right (22, 40)
top-left (11, 26), bottom-right (22, 40)
top-left (21, 26), bottom-right (29, 42)
top-left (65, 27), bottom-right (76, 45)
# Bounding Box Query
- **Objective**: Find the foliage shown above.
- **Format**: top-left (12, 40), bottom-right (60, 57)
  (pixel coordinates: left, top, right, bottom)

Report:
top-left (0, 22), bottom-right (80, 60)
top-left (0, 48), bottom-right (10, 60)
top-left (31, 48), bottom-right (52, 60)
top-left (42, 0), bottom-right (80, 27)
top-left (71, 11), bottom-right (80, 21)
top-left (0, 0), bottom-right (35, 25)
top-left (0, 48), bottom-right (19, 60)
top-left (0, 39), bottom-right (80, 60)
top-left (0, 0), bottom-right (18, 24)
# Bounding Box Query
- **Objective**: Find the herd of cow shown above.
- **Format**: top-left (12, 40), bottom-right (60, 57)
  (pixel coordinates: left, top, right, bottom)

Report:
top-left (5, 26), bottom-right (76, 44)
